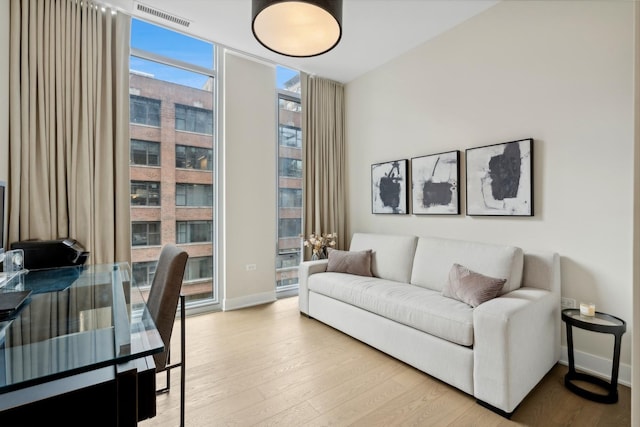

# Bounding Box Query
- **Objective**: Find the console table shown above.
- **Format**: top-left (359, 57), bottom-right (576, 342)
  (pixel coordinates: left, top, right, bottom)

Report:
top-left (561, 308), bottom-right (626, 404)
top-left (0, 263), bottom-right (164, 425)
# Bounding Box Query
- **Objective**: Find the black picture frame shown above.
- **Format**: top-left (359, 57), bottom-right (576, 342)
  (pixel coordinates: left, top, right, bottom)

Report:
top-left (371, 159), bottom-right (408, 214)
top-left (465, 138), bottom-right (533, 216)
top-left (411, 150), bottom-right (460, 215)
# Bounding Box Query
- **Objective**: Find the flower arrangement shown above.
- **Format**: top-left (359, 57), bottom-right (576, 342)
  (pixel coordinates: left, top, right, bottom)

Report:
top-left (303, 232), bottom-right (337, 259)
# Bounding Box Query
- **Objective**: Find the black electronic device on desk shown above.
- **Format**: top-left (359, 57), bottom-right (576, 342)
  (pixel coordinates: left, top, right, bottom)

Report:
top-left (0, 290), bottom-right (32, 320)
top-left (10, 238), bottom-right (89, 270)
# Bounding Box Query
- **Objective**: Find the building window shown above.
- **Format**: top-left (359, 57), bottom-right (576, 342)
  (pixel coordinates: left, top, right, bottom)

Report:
top-left (176, 183), bottom-right (213, 207)
top-left (278, 218), bottom-right (301, 238)
top-left (131, 139), bottom-right (160, 166)
top-left (276, 277), bottom-right (298, 288)
top-left (131, 181), bottom-right (160, 206)
top-left (279, 188), bottom-right (302, 208)
top-left (279, 125), bottom-right (302, 148)
top-left (132, 222), bottom-right (161, 246)
top-left (184, 256), bottom-right (213, 282)
top-left (177, 221), bottom-right (213, 243)
top-left (175, 104), bottom-right (213, 135)
top-left (279, 158), bottom-right (302, 178)
top-left (276, 252), bottom-right (300, 269)
top-left (132, 261), bottom-right (157, 287)
top-left (130, 95), bottom-right (161, 126)
top-left (176, 145), bottom-right (213, 170)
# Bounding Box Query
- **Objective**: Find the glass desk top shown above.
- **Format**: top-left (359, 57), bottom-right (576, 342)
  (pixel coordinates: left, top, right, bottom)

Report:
top-left (0, 263), bottom-right (163, 393)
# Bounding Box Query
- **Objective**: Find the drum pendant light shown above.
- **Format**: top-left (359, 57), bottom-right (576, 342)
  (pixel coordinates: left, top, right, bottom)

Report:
top-left (252, 0), bottom-right (343, 57)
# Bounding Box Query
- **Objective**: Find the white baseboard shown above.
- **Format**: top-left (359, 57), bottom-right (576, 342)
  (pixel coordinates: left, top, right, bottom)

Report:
top-left (223, 291), bottom-right (276, 311)
top-left (559, 345), bottom-right (631, 388)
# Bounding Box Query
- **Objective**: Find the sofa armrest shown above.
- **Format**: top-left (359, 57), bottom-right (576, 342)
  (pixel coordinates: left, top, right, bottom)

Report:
top-left (473, 287), bottom-right (560, 414)
top-left (298, 260), bottom-right (328, 315)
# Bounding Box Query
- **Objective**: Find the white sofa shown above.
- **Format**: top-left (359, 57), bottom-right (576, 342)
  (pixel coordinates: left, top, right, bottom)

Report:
top-left (298, 232), bottom-right (560, 416)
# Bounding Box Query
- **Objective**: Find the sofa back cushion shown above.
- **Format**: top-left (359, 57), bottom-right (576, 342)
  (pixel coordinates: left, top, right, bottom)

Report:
top-left (349, 233), bottom-right (418, 283)
top-left (410, 236), bottom-right (524, 294)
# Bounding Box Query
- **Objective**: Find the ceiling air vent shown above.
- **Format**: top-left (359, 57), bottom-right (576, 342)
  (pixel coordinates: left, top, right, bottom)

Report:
top-left (135, 2), bottom-right (191, 28)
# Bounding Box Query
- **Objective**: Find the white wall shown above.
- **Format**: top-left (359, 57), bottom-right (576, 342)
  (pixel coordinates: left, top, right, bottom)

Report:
top-left (223, 51), bottom-right (277, 310)
top-left (346, 0), bottom-right (635, 374)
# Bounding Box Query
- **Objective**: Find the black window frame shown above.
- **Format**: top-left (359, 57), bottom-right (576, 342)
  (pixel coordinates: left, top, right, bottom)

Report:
top-left (184, 256), bottom-right (214, 282)
top-left (176, 220), bottom-right (213, 244)
top-left (175, 183), bottom-right (213, 207)
top-left (278, 218), bottom-right (302, 238)
top-left (131, 181), bottom-right (161, 207)
top-left (175, 144), bottom-right (213, 170)
top-left (130, 95), bottom-right (161, 127)
top-left (132, 261), bottom-right (157, 288)
top-left (278, 124), bottom-right (302, 148)
top-left (175, 104), bottom-right (213, 135)
top-left (279, 188), bottom-right (302, 208)
top-left (130, 139), bottom-right (160, 166)
top-left (131, 221), bottom-right (161, 246)
top-left (279, 157), bottom-right (302, 178)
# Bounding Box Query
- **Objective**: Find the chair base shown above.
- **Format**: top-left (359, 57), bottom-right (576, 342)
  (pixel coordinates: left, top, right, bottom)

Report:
top-left (155, 294), bottom-right (186, 427)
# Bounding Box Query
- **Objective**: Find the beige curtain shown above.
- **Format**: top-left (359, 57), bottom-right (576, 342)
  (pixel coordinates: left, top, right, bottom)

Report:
top-left (301, 73), bottom-right (347, 257)
top-left (8, 0), bottom-right (131, 264)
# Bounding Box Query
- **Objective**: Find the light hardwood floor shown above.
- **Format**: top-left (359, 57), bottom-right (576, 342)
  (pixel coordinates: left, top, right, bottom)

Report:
top-left (142, 296), bottom-right (630, 426)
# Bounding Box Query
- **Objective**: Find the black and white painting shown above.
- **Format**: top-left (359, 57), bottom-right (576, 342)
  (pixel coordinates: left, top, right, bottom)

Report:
top-left (371, 159), bottom-right (408, 214)
top-left (466, 139), bottom-right (533, 216)
top-left (411, 151), bottom-right (460, 215)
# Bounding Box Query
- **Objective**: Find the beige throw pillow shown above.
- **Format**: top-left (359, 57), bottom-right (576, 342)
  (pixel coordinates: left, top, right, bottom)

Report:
top-left (442, 263), bottom-right (506, 307)
top-left (326, 248), bottom-right (373, 277)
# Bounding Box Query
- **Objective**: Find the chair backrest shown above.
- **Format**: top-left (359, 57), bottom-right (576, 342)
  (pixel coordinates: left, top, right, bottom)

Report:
top-left (146, 244), bottom-right (189, 371)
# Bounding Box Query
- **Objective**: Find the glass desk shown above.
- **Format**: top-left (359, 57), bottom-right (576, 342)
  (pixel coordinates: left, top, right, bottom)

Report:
top-left (0, 264), bottom-right (164, 424)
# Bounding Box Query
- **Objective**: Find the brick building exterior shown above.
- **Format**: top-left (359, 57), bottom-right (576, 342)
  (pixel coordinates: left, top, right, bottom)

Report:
top-left (129, 72), bottom-right (215, 300)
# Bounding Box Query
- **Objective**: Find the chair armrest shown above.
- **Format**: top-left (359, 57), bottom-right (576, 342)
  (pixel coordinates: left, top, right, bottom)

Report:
top-left (298, 260), bottom-right (328, 315)
top-left (473, 287), bottom-right (560, 414)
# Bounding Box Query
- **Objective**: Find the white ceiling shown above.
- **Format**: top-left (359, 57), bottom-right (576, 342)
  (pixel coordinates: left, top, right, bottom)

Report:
top-left (109, 0), bottom-right (499, 83)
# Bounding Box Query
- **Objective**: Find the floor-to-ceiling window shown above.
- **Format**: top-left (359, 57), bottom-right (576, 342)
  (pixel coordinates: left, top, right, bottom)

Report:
top-left (129, 19), bottom-right (217, 306)
top-left (276, 67), bottom-right (302, 291)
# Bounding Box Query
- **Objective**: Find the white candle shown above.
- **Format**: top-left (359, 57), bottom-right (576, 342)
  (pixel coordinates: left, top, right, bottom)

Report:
top-left (580, 302), bottom-right (595, 317)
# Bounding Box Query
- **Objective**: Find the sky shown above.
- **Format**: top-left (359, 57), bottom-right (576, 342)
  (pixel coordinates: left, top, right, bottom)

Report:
top-left (131, 19), bottom-right (298, 91)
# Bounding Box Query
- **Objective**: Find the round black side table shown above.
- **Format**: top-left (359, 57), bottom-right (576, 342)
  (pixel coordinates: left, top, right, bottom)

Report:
top-left (561, 308), bottom-right (626, 404)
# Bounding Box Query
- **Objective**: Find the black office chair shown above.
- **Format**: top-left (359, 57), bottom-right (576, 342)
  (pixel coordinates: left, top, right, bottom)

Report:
top-left (146, 244), bottom-right (188, 427)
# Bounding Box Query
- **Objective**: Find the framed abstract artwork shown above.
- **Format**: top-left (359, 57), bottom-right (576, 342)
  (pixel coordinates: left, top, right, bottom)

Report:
top-left (411, 150), bottom-right (460, 215)
top-left (466, 138), bottom-right (533, 216)
top-left (371, 159), bottom-right (408, 214)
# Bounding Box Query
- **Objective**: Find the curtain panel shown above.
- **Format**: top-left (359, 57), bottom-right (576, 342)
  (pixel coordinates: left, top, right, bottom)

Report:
top-left (8, 0), bottom-right (131, 264)
top-left (301, 73), bottom-right (347, 257)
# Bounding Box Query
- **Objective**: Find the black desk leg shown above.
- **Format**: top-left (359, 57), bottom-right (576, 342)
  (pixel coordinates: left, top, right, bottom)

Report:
top-left (116, 365), bottom-right (138, 426)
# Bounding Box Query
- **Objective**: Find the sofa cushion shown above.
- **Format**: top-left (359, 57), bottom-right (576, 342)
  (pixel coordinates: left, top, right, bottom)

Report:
top-left (410, 236), bottom-right (523, 294)
top-left (326, 248), bottom-right (373, 277)
top-left (442, 264), bottom-right (506, 307)
top-left (349, 233), bottom-right (418, 283)
top-left (308, 273), bottom-right (474, 346)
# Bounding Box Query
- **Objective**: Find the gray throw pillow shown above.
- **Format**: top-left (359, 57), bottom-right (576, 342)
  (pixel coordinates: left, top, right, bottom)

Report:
top-left (442, 263), bottom-right (506, 307)
top-left (326, 248), bottom-right (373, 277)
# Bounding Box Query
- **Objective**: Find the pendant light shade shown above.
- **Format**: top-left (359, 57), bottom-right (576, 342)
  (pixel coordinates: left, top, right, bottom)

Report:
top-left (252, 0), bottom-right (342, 57)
